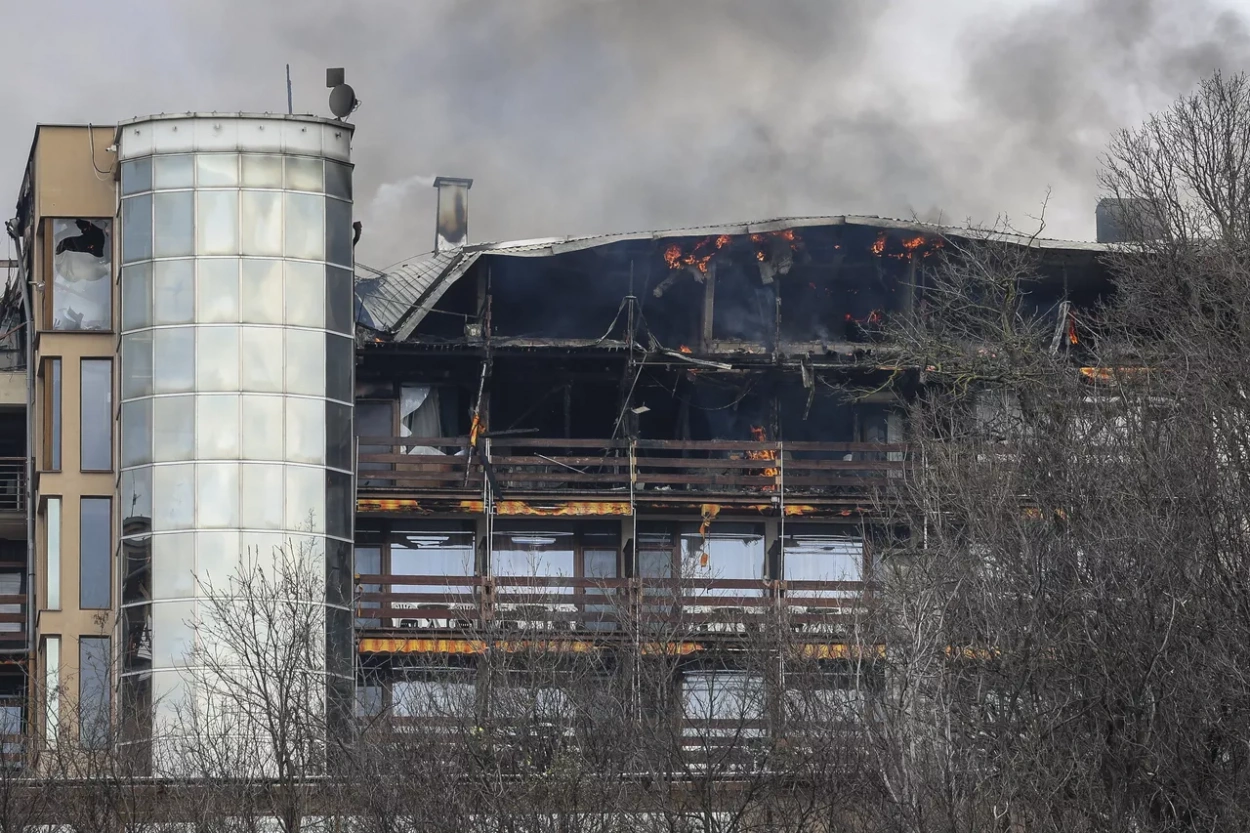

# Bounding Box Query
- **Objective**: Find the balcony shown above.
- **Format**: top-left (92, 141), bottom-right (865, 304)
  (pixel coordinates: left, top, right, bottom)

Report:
top-left (0, 460), bottom-right (24, 514)
top-left (357, 437), bottom-right (908, 512)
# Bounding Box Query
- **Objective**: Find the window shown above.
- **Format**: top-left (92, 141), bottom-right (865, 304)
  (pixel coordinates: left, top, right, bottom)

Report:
top-left (678, 523), bottom-right (765, 597)
top-left (80, 498), bottom-right (112, 609)
top-left (43, 636), bottom-right (59, 747)
top-left (355, 546), bottom-right (381, 628)
top-left (355, 683), bottom-right (383, 718)
top-left (0, 574), bottom-right (20, 635)
top-left (43, 359), bottom-right (61, 471)
top-left (79, 637), bottom-right (110, 749)
top-left (47, 219), bottom-right (112, 331)
top-left (783, 527), bottom-right (865, 600)
top-left (46, 498), bottom-right (61, 610)
top-left (390, 526), bottom-right (476, 627)
top-left (80, 360), bottom-right (112, 471)
top-left (681, 671), bottom-right (766, 738)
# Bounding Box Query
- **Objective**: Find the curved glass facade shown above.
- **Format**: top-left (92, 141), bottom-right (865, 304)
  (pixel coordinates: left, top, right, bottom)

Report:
top-left (116, 116), bottom-right (354, 766)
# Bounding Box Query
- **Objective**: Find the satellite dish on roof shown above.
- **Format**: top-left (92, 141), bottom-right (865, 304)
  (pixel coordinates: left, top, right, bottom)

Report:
top-left (326, 67), bottom-right (358, 120)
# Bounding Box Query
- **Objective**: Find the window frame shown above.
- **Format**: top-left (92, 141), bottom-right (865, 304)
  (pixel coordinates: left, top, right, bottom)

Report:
top-left (79, 358), bottom-right (113, 472)
top-left (42, 358), bottom-right (61, 472)
top-left (78, 636), bottom-right (111, 750)
top-left (79, 497), bottom-right (113, 610)
top-left (42, 217), bottom-right (114, 332)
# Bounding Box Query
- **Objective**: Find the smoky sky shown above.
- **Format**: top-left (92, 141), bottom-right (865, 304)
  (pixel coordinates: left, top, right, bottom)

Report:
top-left (3, 0), bottom-right (1248, 270)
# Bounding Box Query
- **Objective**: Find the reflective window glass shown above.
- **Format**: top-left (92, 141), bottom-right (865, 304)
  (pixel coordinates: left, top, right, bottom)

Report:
top-left (285, 465), bottom-right (325, 533)
top-left (120, 468), bottom-right (152, 529)
top-left (44, 358), bottom-right (60, 471)
top-left (121, 399), bottom-right (152, 467)
top-left (152, 464), bottom-right (195, 531)
top-left (241, 395), bottom-right (284, 460)
top-left (152, 259), bottom-right (194, 325)
top-left (80, 498), bottom-right (112, 608)
top-left (150, 602), bottom-right (194, 669)
top-left (325, 266), bottom-right (353, 334)
top-left (196, 153), bottom-right (239, 187)
top-left (121, 194), bottom-right (152, 264)
top-left (121, 262), bottom-right (151, 330)
top-left (152, 396), bottom-right (194, 462)
top-left (284, 260), bottom-right (324, 327)
top-left (241, 154), bottom-right (282, 188)
top-left (240, 260), bottom-right (283, 324)
top-left (196, 394), bottom-right (240, 459)
top-left (197, 259), bottom-right (240, 323)
top-left (197, 530), bottom-right (241, 587)
top-left (285, 329), bottom-right (324, 396)
top-left (326, 334), bottom-right (352, 403)
top-left (284, 193), bottom-right (324, 260)
top-left (50, 218), bottom-right (112, 330)
top-left (196, 327), bottom-right (240, 391)
top-left (241, 464), bottom-right (284, 529)
top-left (285, 397), bottom-right (325, 464)
top-left (241, 328), bottom-right (283, 392)
top-left (197, 191), bottom-right (239, 255)
top-left (285, 156), bottom-right (324, 192)
top-left (197, 463), bottom-right (240, 528)
top-left (120, 332), bottom-right (153, 399)
top-left (152, 154), bottom-right (194, 189)
top-left (153, 191), bottom-right (193, 258)
top-left (492, 527), bottom-right (574, 587)
top-left (241, 191), bottom-right (282, 256)
top-left (46, 499), bottom-right (61, 610)
top-left (122, 158), bottom-right (152, 195)
top-left (680, 523), bottom-right (765, 596)
top-left (151, 533), bottom-right (196, 600)
top-left (325, 197), bottom-right (352, 267)
top-left (78, 637), bottom-right (111, 749)
top-left (80, 360), bottom-right (112, 471)
top-left (326, 470), bottom-right (352, 539)
top-left (325, 161), bottom-right (352, 200)
top-left (326, 401), bottom-right (352, 471)
top-left (152, 328), bottom-right (195, 393)
top-left (121, 535), bottom-right (151, 613)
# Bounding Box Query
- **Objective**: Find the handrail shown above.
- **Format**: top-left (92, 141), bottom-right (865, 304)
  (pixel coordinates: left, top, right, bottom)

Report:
top-left (0, 460), bottom-right (25, 513)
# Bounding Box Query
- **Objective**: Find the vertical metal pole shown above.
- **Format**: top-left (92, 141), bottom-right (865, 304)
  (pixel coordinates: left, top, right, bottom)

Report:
top-left (286, 64), bottom-right (294, 115)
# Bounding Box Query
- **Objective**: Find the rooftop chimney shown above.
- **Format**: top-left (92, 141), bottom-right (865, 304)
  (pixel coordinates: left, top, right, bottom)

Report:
top-left (1096, 197), bottom-right (1165, 244)
top-left (433, 176), bottom-right (473, 253)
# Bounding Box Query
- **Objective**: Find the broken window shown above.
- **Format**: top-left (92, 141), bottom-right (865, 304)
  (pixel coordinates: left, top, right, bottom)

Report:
top-left (49, 219), bottom-right (112, 331)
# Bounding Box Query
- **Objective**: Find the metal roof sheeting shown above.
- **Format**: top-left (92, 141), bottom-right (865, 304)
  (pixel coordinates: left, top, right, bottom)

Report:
top-left (353, 214), bottom-right (1113, 335)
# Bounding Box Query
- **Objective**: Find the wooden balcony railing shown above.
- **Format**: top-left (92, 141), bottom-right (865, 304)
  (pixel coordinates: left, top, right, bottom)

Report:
top-left (356, 573), bottom-right (867, 635)
top-left (0, 460), bottom-right (25, 513)
top-left (357, 437), bottom-right (907, 502)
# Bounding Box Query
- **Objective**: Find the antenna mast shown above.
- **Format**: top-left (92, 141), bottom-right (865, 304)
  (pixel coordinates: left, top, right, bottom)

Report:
top-left (286, 64), bottom-right (294, 115)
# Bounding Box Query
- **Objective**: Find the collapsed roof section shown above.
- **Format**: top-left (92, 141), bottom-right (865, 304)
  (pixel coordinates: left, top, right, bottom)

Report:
top-left (354, 215), bottom-right (1114, 341)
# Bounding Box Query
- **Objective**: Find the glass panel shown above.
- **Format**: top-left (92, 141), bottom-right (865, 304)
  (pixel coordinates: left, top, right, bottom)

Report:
top-left (80, 498), bottom-right (112, 608)
top-left (197, 463), bottom-right (240, 528)
top-left (152, 259), bottom-right (194, 325)
top-left (241, 395), bottom-right (283, 460)
top-left (150, 602), bottom-right (195, 669)
top-left (284, 261), bottom-right (324, 327)
top-left (326, 334), bottom-right (352, 402)
top-left (783, 528), bottom-right (864, 600)
top-left (51, 219), bottom-right (112, 330)
top-left (196, 153), bottom-right (239, 187)
top-left (325, 197), bottom-right (352, 267)
top-left (153, 154), bottom-right (193, 189)
top-left (151, 533), bottom-right (196, 600)
top-left (326, 401), bottom-right (352, 471)
top-left (122, 158), bottom-right (152, 195)
top-left (197, 259), bottom-right (240, 323)
top-left (196, 327), bottom-right (240, 391)
top-left (198, 530), bottom-right (241, 588)
top-left (285, 329), bottom-right (324, 396)
top-left (43, 637), bottom-right (59, 746)
top-left (196, 395), bottom-right (240, 458)
top-left (121, 262), bottom-right (151, 331)
top-left (285, 466), bottom-right (325, 533)
top-left (326, 471), bottom-right (352, 540)
top-left (241, 154), bottom-right (283, 188)
top-left (45, 359), bottom-right (61, 471)
top-left (120, 468), bottom-right (152, 531)
top-left (122, 194), bottom-right (153, 263)
top-left (240, 260), bottom-right (283, 323)
top-left (285, 397), bottom-right (325, 464)
top-left (121, 534), bottom-right (151, 613)
top-left (152, 328), bottom-right (194, 393)
top-left (680, 523), bottom-right (764, 596)
top-left (286, 156), bottom-right (324, 192)
top-left (197, 191), bottom-right (239, 255)
top-left (241, 191), bottom-right (282, 256)
top-left (682, 671), bottom-right (765, 728)
top-left (151, 396), bottom-right (194, 463)
top-left (46, 498), bottom-right (61, 610)
top-left (121, 399), bottom-right (152, 467)
top-left (78, 637), bottom-right (111, 749)
top-left (241, 464), bottom-right (284, 529)
top-left (80, 360), bottom-right (112, 471)
top-left (284, 193), bottom-right (324, 260)
top-left (121, 332), bottom-right (153, 399)
top-left (492, 527), bottom-right (574, 588)
top-left (152, 464), bottom-right (194, 531)
top-left (153, 191), bottom-right (193, 258)
top-left (326, 538), bottom-right (352, 606)
top-left (325, 162), bottom-right (352, 200)
top-left (325, 266), bottom-right (353, 334)
top-left (240, 328), bottom-right (283, 392)
top-left (355, 545), bottom-right (381, 627)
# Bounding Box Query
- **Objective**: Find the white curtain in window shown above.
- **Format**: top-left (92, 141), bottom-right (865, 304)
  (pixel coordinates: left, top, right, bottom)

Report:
top-left (400, 384), bottom-right (443, 455)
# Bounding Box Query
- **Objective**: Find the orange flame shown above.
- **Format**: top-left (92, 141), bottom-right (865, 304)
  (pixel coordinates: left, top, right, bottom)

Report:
top-left (678, 344), bottom-right (693, 354)
top-left (1068, 314), bottom-right (1079, 345)
top-left (846, 309), bottom-right (884, 325)
top-left (871, 233), bottom-right (886, 255)
top-left (747, 425), bottom-right (779, 489)
top-left (902, 235), bottom-right (925, 251)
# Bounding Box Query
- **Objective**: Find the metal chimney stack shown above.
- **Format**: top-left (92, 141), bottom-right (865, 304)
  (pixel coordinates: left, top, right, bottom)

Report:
top-left (433, 176), bottom-right (473, 253)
